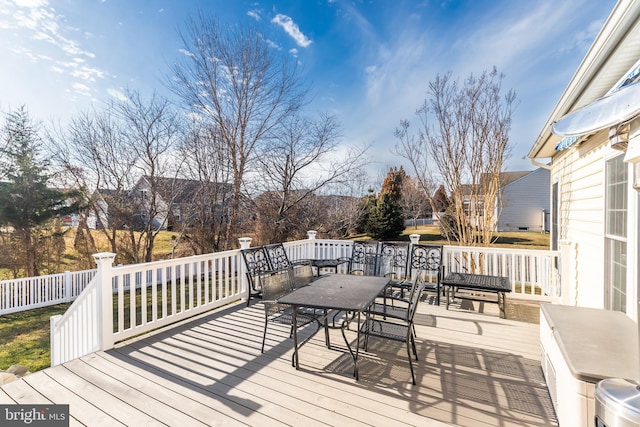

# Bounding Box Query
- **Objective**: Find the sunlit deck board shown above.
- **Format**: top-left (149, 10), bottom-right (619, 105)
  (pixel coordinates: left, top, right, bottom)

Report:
top-left (1, 297), bottom-right (556, 426)
top-left (0, 387), bottom-right (19, 403)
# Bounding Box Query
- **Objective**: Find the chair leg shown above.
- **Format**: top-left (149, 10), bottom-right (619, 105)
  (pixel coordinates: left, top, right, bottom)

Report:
top-left (261, 317), bottom-right (268, 353)
top-left (410, 332), bottom-right (418, 360)
top-left (406, 339), bottom-right (416, 385)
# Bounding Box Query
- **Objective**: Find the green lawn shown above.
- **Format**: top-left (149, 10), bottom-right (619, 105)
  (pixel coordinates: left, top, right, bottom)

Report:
top-left (402, 225), bottom-right (550, 249)
top-left (0, 304), bottom-right (71, 372)
top-left (0, 227), bottom-right (549, 373)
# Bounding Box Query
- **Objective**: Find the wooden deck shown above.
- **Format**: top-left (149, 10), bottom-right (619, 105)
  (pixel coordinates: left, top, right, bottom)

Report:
top-left (1, 296), bottom-right (557, 426)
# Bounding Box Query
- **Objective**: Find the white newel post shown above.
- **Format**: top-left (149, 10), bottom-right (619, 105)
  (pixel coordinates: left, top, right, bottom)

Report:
top-left (409, 234), bottom-right (420, 245)
top-left (94, 252), bottom-right (116, 351)
top-left (307, 230), bottom-right (317, 260)
top-left (238, 238), bottom-right (252, 301)
top-left (64, 270), bottom-right (72, 302)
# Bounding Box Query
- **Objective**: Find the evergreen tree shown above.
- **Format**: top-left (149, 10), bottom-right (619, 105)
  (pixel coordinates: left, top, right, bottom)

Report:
top-left (355, 188), bottom-right (377, 234)
top-left (365, 193), bottom-right (405, 240)
top-left (0, 106), bottom-right (81, 276)
top-left (380, 166), bottom-right (407, 202)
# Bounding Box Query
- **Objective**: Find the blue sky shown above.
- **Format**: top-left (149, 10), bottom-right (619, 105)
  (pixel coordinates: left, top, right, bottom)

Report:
top-left (0, 0), bottom-right (617, 177)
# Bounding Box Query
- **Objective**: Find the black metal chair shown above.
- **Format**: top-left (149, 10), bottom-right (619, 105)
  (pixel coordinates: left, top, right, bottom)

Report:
top-left (361, 280), bottom-right (426, 385)
top-left (290, 263), bottom-right (314, 289)
top-left (378, 241), bottom-right (410, 283)
top-left (406, 244), bottom-right (444, 305)
top-left (241, 246), bottom-right (273, 306)
top-left (264, 242), bottom-right (318, 289)
top-left (264, 243), bottom-right (310, 271)
top-left (259, 270), bottom-right (316, 353)
top-left (347, 241), bottom-right (381, 276)
top-left (368, 275), bottom-right (420, 323)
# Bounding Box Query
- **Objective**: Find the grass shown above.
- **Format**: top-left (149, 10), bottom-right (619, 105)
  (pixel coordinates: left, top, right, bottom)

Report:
top-left (398, 225), bottom-right (549, 249)
top-left (0, 226), bottom-right (549, 373)
top-left (0, 303), bottom-right (71, 372)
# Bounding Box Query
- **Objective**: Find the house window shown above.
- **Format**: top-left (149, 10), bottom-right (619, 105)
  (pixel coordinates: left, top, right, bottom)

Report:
top-left (605, 155), bottom-right (627, 313)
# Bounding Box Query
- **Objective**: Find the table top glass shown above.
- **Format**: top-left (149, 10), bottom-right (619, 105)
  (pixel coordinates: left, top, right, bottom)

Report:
top-left (278, 274), bottom-right (390, 311)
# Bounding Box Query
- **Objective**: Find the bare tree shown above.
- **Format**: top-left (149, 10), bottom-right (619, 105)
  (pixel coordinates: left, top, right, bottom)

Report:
top-left (114, 90), bottom-right (184, 262)
top-left (168, 15), bottom-right (306, 249)
top-left (177, 121), bottom-right (233, 254)
top-left (251, 113), bottom-right (368, 243)
top-left (401, 176), bottom-right (430, 229)
top-left (53, 108), bottom-right (137, 260)
top-left (395, 68), bottom-right (516, 246)
top-left (317, 168), bottom-right (372, 239)
top-left (52, 90), bottom-right (183, 264)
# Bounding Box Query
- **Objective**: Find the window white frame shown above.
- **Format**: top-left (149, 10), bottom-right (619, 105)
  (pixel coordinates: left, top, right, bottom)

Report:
top-left (604, 154), bottom-right (628, 313)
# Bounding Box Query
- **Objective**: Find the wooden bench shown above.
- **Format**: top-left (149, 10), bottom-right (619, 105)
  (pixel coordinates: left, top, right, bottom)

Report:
top-left (440, 272), bottom-right (511, 318)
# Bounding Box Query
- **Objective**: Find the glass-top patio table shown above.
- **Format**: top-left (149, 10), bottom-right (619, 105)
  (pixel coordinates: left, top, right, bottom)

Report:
top-left (278, 274), bottom-right (391, 380)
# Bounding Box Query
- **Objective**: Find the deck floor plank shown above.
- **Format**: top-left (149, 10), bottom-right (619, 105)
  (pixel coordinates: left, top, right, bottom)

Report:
top-left (40, 366), bottom-right (151, 426)
top-left (120, 336), bottom-right (363, 427)
top-left (78, 352), bottom-right (248, 426)
top-left (150, 322), bottom-right (427, 427)
top-left (1, 372), bottom-right (52, 405)
top-left (0, 388), bottom-right (16, 403)
top-left (62, 357), bottom-right (210, 427)
top-left (4, 369), bottom-right (96, 426)
top-left (1, 297), bottom-right (557, 427)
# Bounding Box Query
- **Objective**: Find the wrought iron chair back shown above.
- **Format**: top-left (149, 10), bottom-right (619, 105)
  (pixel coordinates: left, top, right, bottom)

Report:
top-left (378, 241), bottom-right (410, 280)
top-left (264, 243), bottom-right (294, 271)
top-left (241, 246), bottom-right (272, 306)
top-left (408, 244), bottom-right (444, 304)
top-left (290, 264), bottom-right (314, 289)
top-left (348, 241), bottom-right (381, 276)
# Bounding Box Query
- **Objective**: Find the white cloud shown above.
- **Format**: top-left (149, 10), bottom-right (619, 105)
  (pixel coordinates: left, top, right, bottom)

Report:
top-left (271, 14), bottom-right (312, 48)
top-left (247, 10), bottom-right (260, 21)
top-left (265, 39), bottom-right (280, 49)
top-left (0, 0), bottom-right (105, 83)
top-left (289, 48), bottom-right (298, 57)
top-left (178, 48), bottom-right (194, 57)
top-left (71, 82), bottom-right (91, 96)
top-left (107, 88), bottom-right (128, 102)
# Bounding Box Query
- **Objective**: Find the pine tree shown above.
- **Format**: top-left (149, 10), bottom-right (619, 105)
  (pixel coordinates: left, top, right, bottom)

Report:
top-left (0, 106), bottom-right (81, 276)
top-left (365, 193), bottom-right (405, 240)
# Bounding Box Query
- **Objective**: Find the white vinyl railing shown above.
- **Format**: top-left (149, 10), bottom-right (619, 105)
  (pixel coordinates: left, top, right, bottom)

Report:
top-left (50, 249), bottom-right (245, 366)
top-left (442, 245), bottom-right (560, 300)
top-left (301, 238), bottom-right (560, 301)
top-left (30, 231), bottom-right (559, 366)
top-left (0, 269), bottom-right (96, 315)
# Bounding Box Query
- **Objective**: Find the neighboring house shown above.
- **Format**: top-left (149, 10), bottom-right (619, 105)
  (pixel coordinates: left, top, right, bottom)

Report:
top-left (528, 0), bottom-right (640, 314)
top-left (87, 188), bottom-right (118, 229)
top-left (459, 170), bottom-right (544, 231)
top-left (88, 177), bottom-right (231, 231)
top-left (132, 176), bottom-right (231, 231)
top-left (496, 168), bottom-right (551, 232)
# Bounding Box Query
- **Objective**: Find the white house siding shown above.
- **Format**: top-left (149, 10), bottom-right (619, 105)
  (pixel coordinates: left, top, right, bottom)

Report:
top-left (552, 131), bottom-right (637, 310)
top-left (497, 168), bottom-right (550, 232)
